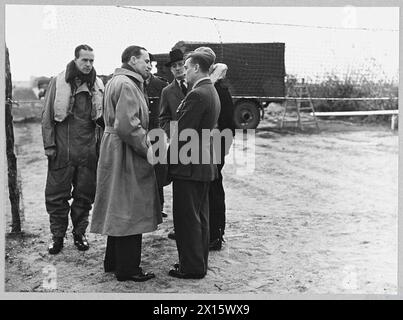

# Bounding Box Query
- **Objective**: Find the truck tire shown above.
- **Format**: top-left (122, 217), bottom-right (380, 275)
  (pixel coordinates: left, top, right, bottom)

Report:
top-left (233, 101), bottom-right (261, 129)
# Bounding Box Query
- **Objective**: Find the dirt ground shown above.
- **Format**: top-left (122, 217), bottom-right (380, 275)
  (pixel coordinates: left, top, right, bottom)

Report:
top-left (4, 118), bottom-right (398, 294)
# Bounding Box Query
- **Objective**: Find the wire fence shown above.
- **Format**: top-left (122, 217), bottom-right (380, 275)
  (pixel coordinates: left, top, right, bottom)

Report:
top-left (10, 6), bottom-right (399, 112)
top-left (113, 5), bottom-right (399, 111)
top-left (113, 6), bottom-right (399, 85)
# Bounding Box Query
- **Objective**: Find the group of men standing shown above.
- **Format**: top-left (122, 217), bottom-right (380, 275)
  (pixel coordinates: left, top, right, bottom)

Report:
top-left (41, 44), bottom-right (235, 282)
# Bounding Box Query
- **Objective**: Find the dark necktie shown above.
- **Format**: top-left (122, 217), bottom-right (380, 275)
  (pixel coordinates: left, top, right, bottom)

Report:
top-left (180, 80), bottom-right (187, 96)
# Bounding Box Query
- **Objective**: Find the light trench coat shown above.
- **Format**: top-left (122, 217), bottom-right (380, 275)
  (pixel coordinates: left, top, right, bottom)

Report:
top-left (90, 68), bottom-right (162, 236)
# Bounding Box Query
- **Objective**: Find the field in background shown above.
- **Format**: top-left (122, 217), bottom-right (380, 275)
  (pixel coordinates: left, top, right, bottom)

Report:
top-left (10, 74), bottom-right (399, 126)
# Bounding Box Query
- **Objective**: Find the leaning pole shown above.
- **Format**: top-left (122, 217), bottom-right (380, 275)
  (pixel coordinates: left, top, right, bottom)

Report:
top-left (5, 45), bottom-right (21, 233)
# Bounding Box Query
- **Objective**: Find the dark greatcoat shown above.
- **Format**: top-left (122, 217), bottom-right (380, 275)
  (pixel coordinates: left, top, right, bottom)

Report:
top-left (146, 74), bottom-right (169, 189)
top-left (146, 74), bottom-right (169, 130)
top-left (158, 79), bottom-right (187, 187)
top-left (208, 79), bottom-right (236, 240)
top-left (159, 79), bottom-right (186, 138)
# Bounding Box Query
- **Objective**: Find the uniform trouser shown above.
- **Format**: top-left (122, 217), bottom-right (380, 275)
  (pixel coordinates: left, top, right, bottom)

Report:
top-left (154, 164), bottom-right (167, 209)
top-left (158, 186), bottom-right (164, 208)
top-left (104, 234), bottom-right (142, 277)
top-left (172, 179), bottom-right (210, 275)
top-left (45, 164), bottom-right (96, 239)
top-left (208, 163), bottom-right (226, 241)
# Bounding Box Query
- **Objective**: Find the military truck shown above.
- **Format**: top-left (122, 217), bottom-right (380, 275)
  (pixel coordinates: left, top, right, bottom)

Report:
top-left (153, 41), bottom-right (286, 129)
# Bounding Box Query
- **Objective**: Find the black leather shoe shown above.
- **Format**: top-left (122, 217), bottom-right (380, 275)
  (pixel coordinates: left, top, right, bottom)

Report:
top-left (116, 271), bottom-right (155, 282)
top-left (168, 230), bottom-right (176, 240)
top-left (48, 237), bottom-right (64, 255)
top-left (209, 238), bottom-right (222, 251)
top-left (168, 269), bottom-right (205, 279)
top-left (161, 211), bottom-right (168, 218)
top-left (73, 234), bottom-right (89, 251)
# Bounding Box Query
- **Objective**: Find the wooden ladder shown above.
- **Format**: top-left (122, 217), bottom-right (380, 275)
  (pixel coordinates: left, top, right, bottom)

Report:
top-left (280, 80), bottom-right (319, 131)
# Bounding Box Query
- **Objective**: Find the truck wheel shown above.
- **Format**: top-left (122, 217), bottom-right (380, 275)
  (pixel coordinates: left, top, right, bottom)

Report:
top-left (233, 101), bottom-right (261, 129)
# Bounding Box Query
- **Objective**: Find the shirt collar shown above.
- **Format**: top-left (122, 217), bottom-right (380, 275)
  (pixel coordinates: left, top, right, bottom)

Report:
top-left (176, 78), bottom-right (186, 86)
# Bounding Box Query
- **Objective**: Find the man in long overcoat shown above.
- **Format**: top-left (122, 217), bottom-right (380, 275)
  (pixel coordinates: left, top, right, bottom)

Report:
top-left (90, 45), bottom-right (162, 282)
top-left (168, 48), bottom-right (220, 279)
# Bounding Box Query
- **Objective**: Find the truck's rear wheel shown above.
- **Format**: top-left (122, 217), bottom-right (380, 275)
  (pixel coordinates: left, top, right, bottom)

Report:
top-left (233, 101), bottom-right (260, 129)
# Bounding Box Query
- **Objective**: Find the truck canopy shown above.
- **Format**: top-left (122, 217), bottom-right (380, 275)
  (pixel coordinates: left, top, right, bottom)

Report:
top-left (153, 41), bottom-right (285, 99)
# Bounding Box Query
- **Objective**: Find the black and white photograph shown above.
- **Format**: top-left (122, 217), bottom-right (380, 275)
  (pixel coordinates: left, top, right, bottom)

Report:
top-left (3, 2), bottom-right (399, 296)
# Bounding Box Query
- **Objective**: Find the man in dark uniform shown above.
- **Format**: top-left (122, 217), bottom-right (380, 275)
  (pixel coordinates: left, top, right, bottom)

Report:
top-left (168, 48), bottom-right (220, 279)
top-left (145, 53), bottom-right (169, 218)
top-left (159, 48), bottom-right (188, 240)
top-left (207, 63), bottom-right (236, 251)
top-left (42, 44), bottom-right (104, 254)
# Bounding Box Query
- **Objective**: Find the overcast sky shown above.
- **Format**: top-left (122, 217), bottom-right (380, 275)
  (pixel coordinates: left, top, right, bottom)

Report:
top-left (5, 5), bottom-right (399, 82)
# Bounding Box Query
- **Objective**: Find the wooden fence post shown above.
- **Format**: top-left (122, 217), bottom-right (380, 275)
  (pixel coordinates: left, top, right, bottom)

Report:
top-left (391, 114), bottom-right (398, 130)
top-left (5, 45), bottom-right (22, 233)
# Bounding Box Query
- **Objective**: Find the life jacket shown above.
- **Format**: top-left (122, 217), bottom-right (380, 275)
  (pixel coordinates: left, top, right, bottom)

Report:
top-left (53, 70), bottom-right (104, 122)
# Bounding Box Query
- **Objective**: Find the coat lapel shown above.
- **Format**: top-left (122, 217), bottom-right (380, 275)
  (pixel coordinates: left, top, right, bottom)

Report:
top-left (171, 80), bottom-right (184, 101)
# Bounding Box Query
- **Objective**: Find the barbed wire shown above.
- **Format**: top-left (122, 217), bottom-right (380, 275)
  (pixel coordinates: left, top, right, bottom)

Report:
top-left (116, 6), bottom-right (399, 32)
top-left (14, 97), bottom-right (398, 105)
top-left (233, 96), bottom-right (398, 101)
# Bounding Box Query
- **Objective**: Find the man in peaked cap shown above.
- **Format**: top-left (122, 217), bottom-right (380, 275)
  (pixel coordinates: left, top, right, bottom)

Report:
top-left (168, 47), bottom-right (220, 279)
top-left (194, 46), bottom-right (216, 66)
top-left (193, 48), bottom-right (234, 252)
